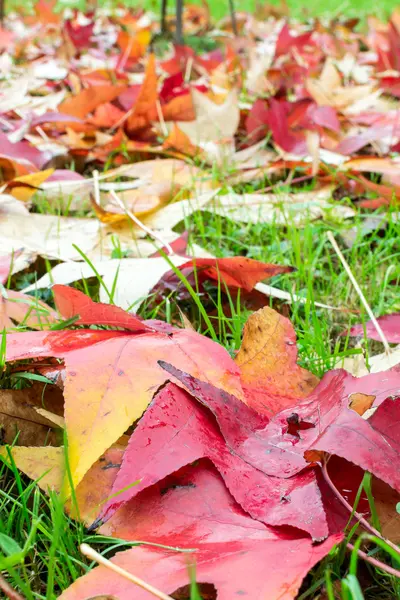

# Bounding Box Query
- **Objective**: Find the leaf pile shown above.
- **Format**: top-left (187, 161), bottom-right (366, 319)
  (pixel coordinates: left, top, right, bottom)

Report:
top-left (1, 3), bottom-right (400, 598)
top-left (2, 284), bottom-right (400, 598)
top-left (1, 3), bottom-right (400, 281)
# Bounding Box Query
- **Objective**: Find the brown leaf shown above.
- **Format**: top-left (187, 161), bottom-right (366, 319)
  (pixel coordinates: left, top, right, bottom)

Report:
top-left (348, 393), bottom-right (376, 416)
top-left (235, 306), bottom-right (319, 415)
top-left (372, 477), bottom-right (400, 544)
top-left (0, 387), bottom-right (63, 446)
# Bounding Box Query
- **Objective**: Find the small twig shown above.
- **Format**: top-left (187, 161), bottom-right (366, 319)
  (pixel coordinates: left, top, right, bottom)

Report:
top-left (0, 574), bottom-right (25, 600)
top-left (35, 126), bottom-right (50, 143)
top-left (80, 544), bottom-right (174, 600)
top-left (184, 56), bottom-right (193, 83)
top-left (322, 460), bottom-right (400, 555)
top-left (327, 231), bottom-right (392, 356)
top-left (228, 0), bottom-right (238, 35)
top-left (119, 35), bottom-right (134, 73)
top-left (110, 190), bottom-right (174, 255)
top-left (347, 543), bottom-right (400, 578)
top-left (108, 106), bottom-right (134, 132)
top-left (92, 169), bottom-right (101, 207)
top-left (156, 100), bottom-right (168, 137)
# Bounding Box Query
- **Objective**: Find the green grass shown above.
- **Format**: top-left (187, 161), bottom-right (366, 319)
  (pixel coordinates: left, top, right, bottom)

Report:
top-left (7, 0), bottom-right (399, 22)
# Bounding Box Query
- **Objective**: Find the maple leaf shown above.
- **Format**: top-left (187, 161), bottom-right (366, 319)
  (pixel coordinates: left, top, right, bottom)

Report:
top-left (64, 17), bottom-right (95, 50)
top-left (161, 361), bottom-right (400, 494)
top-left (157, 257), bottom-right (293, 298)
top-left (0, 386), bottom-right (63, 446)
top-left (60, 462), bottom-right (342, 600)
top-left (95, 382), bottom-right (328, 540)
top-left (5, 285), bottom-right (245, 490)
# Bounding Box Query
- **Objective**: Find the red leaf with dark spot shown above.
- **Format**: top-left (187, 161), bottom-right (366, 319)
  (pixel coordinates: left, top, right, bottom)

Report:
top-left (97, 382), bottom-right (328, 540)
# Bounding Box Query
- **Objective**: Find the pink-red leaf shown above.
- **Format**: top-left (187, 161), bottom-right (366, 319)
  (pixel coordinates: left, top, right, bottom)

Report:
top-left (96, 383), bottom-right (327, 540)
top-left (61, 463), bottom-right (341, 600)
top-left (347, 313), bottom-right (400, 344)
top-left (53, 285), bottom-right (151, 332)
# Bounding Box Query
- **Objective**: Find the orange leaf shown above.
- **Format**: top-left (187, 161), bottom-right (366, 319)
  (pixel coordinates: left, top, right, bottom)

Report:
top-left (34, 0), bottom-right (60, 25)
top-left (0, 156), bottom-right (34, 182)
top-left (125, 53), bottom-right (158, 134)
top-left (7, 168), bottom-right (55, 202)
top-left (162, 93), bottom-right (196, 122)
top-left (349, 393), bottom-right (376, 416)
top-left (117, 29), bottom-right (151, 61)
top-left (163, 124), bottom-right (201, 158)
top-left (235, 306), bottom-right (319, 415)
top-left (59, 85), bottom-right (127, 120)
top-left (88, 103), bottom-right (126, 129)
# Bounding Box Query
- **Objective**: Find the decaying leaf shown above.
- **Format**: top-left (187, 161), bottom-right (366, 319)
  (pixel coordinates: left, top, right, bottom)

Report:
top-left (0, 385), bottom-right (63, 446)
top-left (0, 287), bottom-right (58, 331)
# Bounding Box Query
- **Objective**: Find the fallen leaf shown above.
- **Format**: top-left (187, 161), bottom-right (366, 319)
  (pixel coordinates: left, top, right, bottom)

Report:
top-left (372, 477), bottom-right (400, 544)
top-left (0, 288), bottom-right (58, 330)
top-left (162, 124), bottom-right (200, 158)
top-left (348, 313), bottom-right (400, 343)
top-left (1, 444), bottom-right (126, 524)
top-left (61, 463), bottom-right (341, 600)
top-left (117, 29), bottom-right (151, 61)
top-left (59, 86), bottom-right (127, 120)
top-left (0, 388), bottom-right (62, 446)
top-left (158, 257), bottom-right (294, 295)
top-left (170, 88), bottom-right (240, 149)
top-left (126, 54), bottom-right (157, 134)
top-left (97, 382), bottom-right (328, 540)
top-left (97, 181), bottom-right (184, 224)
top-left (157, 361), bottom-right (400, 492)
top-left (236, 306), bottom-right (319, 414)
top-left (0, 213), bottom-right (102, 261)
top-left (6, 286), bottom-right (245, 489)
top-left (206, 188), bottom-right (355, 227)
top-left (0, 446), bottom-right (63, 490)
top-left (23, 256), bottom-right (189, 310)
top-left (308, 395), bottom-right (400, 495)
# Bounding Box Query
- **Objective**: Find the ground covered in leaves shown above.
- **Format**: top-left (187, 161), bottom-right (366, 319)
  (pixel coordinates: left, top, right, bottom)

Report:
top-left (1, 3), bottom-right (400, 600)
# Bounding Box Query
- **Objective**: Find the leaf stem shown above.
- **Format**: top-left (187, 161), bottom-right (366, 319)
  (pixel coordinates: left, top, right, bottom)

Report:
top-left (326, 231), bottom-right (391, 356)
top-left (347, 543), bottom-right (400, 578)
top-left (321, 459), bottom-right (400, 555)
top-left (0, 574), bottom-right (25, 600)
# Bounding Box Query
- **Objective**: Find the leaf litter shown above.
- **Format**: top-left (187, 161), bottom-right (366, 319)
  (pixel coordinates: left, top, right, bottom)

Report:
top-left (1, 2), bottom-right (400, 599)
